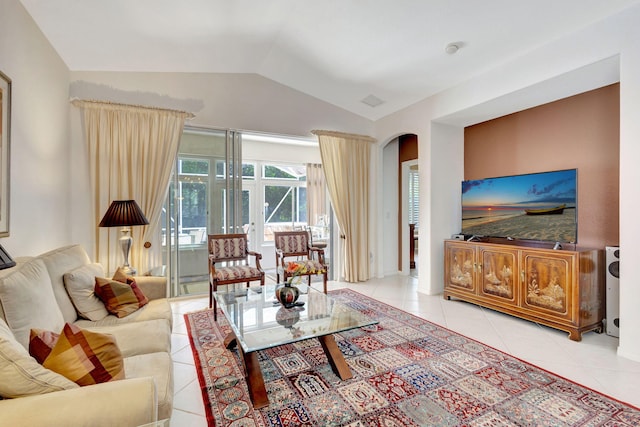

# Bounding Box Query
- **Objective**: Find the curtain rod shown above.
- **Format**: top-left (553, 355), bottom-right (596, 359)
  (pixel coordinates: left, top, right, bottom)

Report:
top-left (70, 98), bottom-right (195, 119)
top-left (311, 129), bottom-right (376, 143)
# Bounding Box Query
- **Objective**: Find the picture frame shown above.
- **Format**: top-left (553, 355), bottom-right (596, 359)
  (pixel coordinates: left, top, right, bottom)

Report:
top-left (0, 71), bottom-right (10, 237)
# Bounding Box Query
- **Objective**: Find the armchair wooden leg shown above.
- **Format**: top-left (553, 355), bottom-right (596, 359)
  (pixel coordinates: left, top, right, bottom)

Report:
top-left (211, 281), bottom-right (218, 321)
top-left (209, 282), bottom-right (213, 309)
top-left (323, 272), bottom-right (328, 294)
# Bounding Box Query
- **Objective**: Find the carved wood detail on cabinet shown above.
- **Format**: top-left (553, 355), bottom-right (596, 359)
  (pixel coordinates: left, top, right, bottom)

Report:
top-left (444, 240), bottom-right (603, 341)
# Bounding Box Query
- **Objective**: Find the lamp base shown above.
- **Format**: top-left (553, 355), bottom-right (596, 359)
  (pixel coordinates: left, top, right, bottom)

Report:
top-left (119, 228), bottom-right (137, 276)
top-left (118, 265), bottom-right (137, 276)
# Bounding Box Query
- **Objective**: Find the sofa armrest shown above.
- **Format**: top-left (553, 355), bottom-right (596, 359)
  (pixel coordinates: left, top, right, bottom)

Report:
top-left (136, 276), bottom-right (168, 300)
top-left (0, 377), bottom-right (158, 427)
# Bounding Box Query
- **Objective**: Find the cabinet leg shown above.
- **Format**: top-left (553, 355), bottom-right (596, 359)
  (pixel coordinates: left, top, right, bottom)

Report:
top-left (568, 330), bottom-right (582, 341)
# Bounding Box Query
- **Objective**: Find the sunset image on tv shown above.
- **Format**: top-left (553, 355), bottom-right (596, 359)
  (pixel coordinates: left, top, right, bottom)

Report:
top-left (461, 169), bottom-right (577, 243)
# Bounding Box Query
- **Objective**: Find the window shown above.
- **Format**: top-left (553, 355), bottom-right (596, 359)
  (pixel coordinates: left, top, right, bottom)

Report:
top-left (163, 157), bottom-right (209, 246)
top-left (409, 167), bottom-right (419, 225)
top-left (261, 163), bottom-right (307, 242)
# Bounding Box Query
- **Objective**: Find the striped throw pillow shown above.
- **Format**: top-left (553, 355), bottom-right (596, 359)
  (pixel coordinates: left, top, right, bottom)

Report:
top-left (94, 277), bottom-right (145, 318)
top-left (39, 324), bottom-right (124, 386)
top-left (112, 268), bottom-right (149, 307)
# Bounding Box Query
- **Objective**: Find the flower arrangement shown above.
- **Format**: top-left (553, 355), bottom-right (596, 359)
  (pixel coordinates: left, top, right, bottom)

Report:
top-left (277, 262), bottom-right (319, 307)
top-left (285, 261), bottom-right (317, 284)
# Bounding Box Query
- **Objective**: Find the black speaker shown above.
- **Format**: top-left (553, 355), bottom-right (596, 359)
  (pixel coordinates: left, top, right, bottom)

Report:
top-left (605, 246), bottom-right (620, 337)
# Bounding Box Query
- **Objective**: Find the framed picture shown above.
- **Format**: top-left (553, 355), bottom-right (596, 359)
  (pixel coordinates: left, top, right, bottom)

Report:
top-left (0, 71), bottom-right (10, 237)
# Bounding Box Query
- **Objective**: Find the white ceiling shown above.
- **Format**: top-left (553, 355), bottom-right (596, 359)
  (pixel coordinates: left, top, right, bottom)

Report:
top-left (19, 0), bottom-right (640, 120)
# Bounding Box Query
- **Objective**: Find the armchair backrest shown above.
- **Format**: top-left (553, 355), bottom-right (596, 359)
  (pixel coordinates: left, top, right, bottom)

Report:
top-left (208, 233), bottom-right (249, 262)
top-left (274, 231), bottom-right (309, 258)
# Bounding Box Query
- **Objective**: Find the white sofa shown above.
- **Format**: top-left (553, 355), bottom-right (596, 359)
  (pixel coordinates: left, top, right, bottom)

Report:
top-left (0, 244), bottom-right (174, 426)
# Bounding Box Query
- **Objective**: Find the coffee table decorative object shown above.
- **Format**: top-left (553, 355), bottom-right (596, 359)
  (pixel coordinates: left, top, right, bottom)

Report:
top-left (274, 281), bottom-right (301, 307)
top-left (214, 283), bottom-right (378, 408)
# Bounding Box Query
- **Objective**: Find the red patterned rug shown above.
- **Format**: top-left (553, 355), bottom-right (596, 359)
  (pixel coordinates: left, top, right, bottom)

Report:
top-left (185, 288), bottom-right (640, 426)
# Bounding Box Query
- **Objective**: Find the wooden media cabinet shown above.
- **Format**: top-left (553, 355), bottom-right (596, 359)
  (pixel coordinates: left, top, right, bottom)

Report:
top-left (443, 239), bottom-right (604, 341)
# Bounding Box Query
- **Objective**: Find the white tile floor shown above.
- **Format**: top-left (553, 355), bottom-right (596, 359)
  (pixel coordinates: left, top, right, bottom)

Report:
top-left (169, 275), bottom-right (640, 426)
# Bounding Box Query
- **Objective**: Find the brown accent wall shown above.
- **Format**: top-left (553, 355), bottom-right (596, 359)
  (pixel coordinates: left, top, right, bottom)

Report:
top-left (464, 84), bottom-right (619, 249)
top-left (398, 134), bottom-right (418, 269)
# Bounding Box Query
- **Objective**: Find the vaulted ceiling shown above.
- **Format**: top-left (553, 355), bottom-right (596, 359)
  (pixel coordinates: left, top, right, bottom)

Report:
top-left (20, 0), bottom-right (640, 120)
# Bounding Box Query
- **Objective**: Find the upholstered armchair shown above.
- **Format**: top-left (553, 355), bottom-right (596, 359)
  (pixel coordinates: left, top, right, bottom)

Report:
top-left (274, 230), bottom-right (328, 294)
top-left (208, 233), bottom-right (265, 320)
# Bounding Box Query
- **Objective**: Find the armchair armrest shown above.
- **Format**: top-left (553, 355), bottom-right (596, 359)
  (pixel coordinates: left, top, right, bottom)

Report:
top-left (247, 250), bottom-right (263, 270)
top-left (309, 246), bottom-right (326, 265)
top-left (0, 377), bottom-right (157, 427)
top-left (136, 276), bottom-right (168, 301)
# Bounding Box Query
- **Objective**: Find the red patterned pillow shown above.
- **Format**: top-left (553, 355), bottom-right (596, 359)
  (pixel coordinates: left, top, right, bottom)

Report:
top-left (39, 324), bottom-right (124, 386)
top-left (29, 329), bottom-right (60, 364)
top-left (112, 269), bottom-right (149, 307)
top-left (95, 277), bottom-right (142, 318)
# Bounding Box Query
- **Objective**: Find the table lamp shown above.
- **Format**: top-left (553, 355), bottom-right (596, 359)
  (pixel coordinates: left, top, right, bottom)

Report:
top-left (99, 200), bottom-right (149, 275)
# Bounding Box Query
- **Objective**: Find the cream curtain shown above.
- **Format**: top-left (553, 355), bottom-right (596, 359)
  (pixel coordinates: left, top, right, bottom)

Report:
top-left (312, 130), bottom-right (375, 282)
top-left (72, 100), bottom-right (193, 274)
top-left (306, 163), bottom-right (326, 227)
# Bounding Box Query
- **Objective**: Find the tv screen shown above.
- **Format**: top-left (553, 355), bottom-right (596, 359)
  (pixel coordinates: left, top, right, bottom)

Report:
top-left (461, 169), bottom-right (577, 243)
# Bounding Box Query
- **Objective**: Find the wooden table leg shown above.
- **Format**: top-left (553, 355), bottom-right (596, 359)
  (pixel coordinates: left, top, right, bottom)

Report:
top-left (237, 346), bottom-right (269, 409)
top-left (224, 333), bottom-right (237, 349)
top-left (223, 331), bottom-right (269, 408)
top-left (318, 334), bottom-right (352, 380)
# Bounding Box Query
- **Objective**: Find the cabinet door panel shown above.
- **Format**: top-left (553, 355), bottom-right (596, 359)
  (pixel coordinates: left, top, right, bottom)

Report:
top-left (479, 247), bottom-right (518, 303)
top-left (445, 244), bottom-right (476, 291)
top-left (522, 252), bottom-right (573, 319)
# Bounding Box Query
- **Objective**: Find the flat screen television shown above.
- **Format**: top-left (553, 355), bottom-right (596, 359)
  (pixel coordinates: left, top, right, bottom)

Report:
top-left (461, 169), bottom-right (577, 243)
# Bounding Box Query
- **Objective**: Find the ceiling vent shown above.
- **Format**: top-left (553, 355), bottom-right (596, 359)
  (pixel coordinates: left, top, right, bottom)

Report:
top-left (361, 94), bottom-right (385, 108)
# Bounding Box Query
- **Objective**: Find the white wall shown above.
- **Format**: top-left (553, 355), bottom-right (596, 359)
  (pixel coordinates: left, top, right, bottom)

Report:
top-left (375, 4), bottom-right (640, 361)
top-left (381, 139), bottom-right (399, 276)
top-left (0, 0), bottom-right (71, 256)
top-left (617, 15), bottom-right (640, 361)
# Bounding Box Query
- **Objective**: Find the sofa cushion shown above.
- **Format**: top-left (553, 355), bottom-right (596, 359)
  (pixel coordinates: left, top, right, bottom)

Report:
top-left (63, 263), bottom-right (110, 321)
top-left (74, 298), bottom-right (172, 328)
top-left (95, 277), bottom-right (146, 318)
top-left (0, 318), bottom-right (78, 398)
top-left (38, 245), bottom-right (92, 324)
top-left (80, 319), bottom-right (171, 357)
top-left (0, 258), bottom-right (66, 349)
top-left (42, 324), bottom-right (125, 386)
top-left (124, 351), bottom-right (174, 420)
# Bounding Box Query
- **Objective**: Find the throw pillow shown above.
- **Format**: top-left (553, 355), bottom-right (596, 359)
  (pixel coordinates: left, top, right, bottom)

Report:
top-left (41, 323), bottom-right (124, 386)
top-left (94, 277), bottom-right (142, 318)
top-left (29, 328), bottom-right (59, 364)
top-left (0, 319), bottom-right (78, 398)
top-left (63, 263), bottom-right (109, 321)
top-left (112, 268), bottom-right (149, 307)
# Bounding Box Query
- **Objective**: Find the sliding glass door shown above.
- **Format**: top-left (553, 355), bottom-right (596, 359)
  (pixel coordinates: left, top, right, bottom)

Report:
top-left (162, 128), bottom-right (329, 296)
top-left (163, 127), bottom-right (244, 297)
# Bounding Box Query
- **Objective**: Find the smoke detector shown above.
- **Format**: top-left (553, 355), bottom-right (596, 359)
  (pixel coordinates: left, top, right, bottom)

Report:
top-left (445, 42), bottom-right (460, 54)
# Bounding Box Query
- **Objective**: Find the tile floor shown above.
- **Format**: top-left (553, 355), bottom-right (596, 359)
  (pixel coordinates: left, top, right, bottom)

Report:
top-left (169, 275), bottom-right (640, 426)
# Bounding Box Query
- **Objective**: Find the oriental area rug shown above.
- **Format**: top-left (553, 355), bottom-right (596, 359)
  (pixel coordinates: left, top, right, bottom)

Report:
top-left (185, 289), bottom-right (640, 426)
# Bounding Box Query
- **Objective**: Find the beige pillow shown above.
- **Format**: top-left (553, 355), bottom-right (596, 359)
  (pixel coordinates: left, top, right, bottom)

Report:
top-left (63, 263), bottom-right (109, 321)
top-left (0, 318), bottom-right (78, 398)
top-left (0, 258), bottom-right (65, 349)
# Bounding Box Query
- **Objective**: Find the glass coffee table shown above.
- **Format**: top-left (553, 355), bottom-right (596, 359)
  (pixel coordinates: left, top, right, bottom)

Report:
top-left (214, 283), bottom-right (378, 409)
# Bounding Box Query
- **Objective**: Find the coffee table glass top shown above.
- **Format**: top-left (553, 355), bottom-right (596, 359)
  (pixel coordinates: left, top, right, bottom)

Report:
top-left (214, 283), bottom-right (378, 353)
